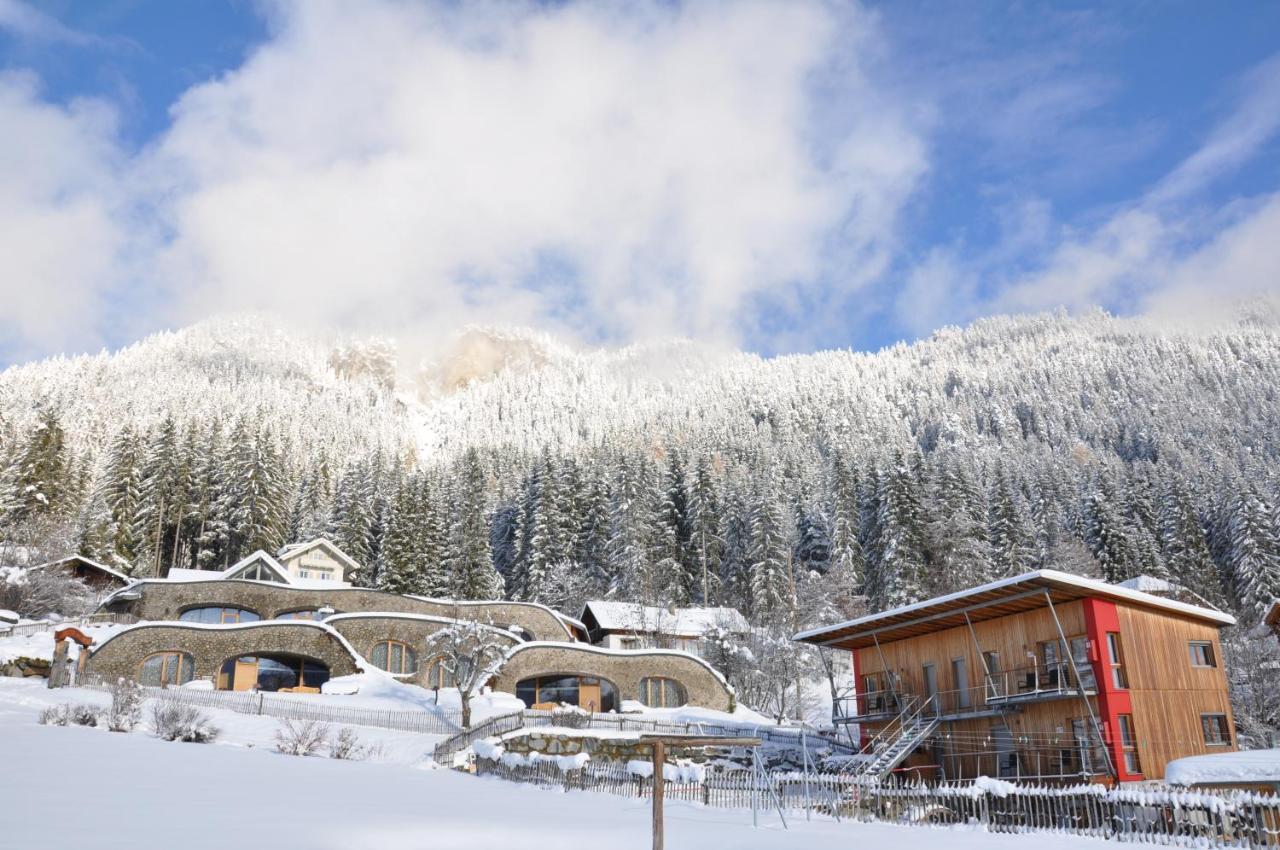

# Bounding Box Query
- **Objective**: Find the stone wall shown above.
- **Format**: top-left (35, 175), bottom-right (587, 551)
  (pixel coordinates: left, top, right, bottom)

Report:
top-left (85, 622), bottom-right (361, 684)
top-left (102, 580), bottom-right (575, 642)
top-left (492, 645), bottom-right (734, 712)
top-left (499, 730), bottom-right (736, 763)
top-left (325, 614), bottom-right (520, 687)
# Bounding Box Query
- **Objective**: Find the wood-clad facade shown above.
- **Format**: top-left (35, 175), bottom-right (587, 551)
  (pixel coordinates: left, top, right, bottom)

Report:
top-left (797, 571), bottom-right (1237, 784)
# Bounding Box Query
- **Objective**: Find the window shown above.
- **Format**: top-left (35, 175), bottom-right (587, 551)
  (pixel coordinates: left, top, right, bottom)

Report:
top-left (1117, 714), bottom-right (1141, 774)
top-left (1189, 641), bottom-right (1217, 668)
top-left (179, 606), bottom-right (260, 624)
top-left (139, 652), bottom-right (195, 687)
top-left (638, 677), bottom-right (687, 708)
top-left (1106, 633), bottom-right (1128, 689)
top-left (299, 568), bottom-right (333, 580)
top-left (275, 609), bottom-right (325, 621)
top-left (1201, 714), bottom-right (1231, 746)
top-left (230, 562), bottom-right (284, 582)
top-left (370, 640), bottom-right (417, 675)
top-left (424, 657), bottom-right (456, 689)
top-left (515, 675), bottom-right (618, 713)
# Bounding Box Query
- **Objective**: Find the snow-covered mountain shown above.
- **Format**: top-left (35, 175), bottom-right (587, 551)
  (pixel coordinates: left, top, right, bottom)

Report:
top-left (2, 306), bottom-right (1280, 644)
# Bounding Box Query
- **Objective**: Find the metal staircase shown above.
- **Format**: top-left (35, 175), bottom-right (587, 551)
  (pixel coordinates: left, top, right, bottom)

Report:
top-left (852, 696), bottom-right (940, 780)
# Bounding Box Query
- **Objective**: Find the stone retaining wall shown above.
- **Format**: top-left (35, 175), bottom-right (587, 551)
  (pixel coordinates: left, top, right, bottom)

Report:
top-left (102, 581), bottom-right (575, 642)
top-left (85, 622), bottom-right (361, 684)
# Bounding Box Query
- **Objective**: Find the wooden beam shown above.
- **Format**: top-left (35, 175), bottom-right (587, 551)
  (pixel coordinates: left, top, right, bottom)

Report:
top-left (652, 740), bottom-right (665, 850)
top-left (809, 586), bottom-right (1056, 647)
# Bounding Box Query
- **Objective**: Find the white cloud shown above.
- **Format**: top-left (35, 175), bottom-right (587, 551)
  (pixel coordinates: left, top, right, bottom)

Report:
top-left (0, 0), bottom-right (96, 44)
top-left (0, 0), bottom-right (928, 362)
top-left (0, 72), bottom-right (126, 362)
top-left (899, 51), bottom-right (1280, 331)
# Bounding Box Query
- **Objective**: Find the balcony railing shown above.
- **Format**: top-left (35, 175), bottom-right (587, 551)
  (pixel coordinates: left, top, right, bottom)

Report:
top-left (836, 662), bottom-right (1097, 724)
top-left (984, 661), bottom-right (1095, 704)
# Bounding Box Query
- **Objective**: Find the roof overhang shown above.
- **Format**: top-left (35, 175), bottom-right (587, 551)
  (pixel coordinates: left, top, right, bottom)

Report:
top-left (794, 569), bottom-right (1235, 650)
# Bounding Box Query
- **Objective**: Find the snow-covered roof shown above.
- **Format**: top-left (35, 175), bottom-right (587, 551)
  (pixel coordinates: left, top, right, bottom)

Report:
top-left (35, 555), bottom-right (131, 584)
top-left (162, 551), bottom-right (348, 589)
top-left (275, 538), bottom-right (362, 573)
top-left (1166, 749), bottom-right (1280, 787)
top-left (503, 641), bottom-right (731, 688)
top-left (794, 569), bottom-right (1235, 648)
top-left (1116, 575), bottom-right (1176, 593)
top-left (223, 550), bottom-right (293, 583)
top-left (580, 601), bottom-right (749, 636)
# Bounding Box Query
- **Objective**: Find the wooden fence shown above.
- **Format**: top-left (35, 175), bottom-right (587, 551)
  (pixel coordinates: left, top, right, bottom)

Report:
top-left (0, 612), bottom-right (138, 638)
top-left (81, 677), bottom-right (463, 735)
top-left (475, 757), bottom-right (1280, 848)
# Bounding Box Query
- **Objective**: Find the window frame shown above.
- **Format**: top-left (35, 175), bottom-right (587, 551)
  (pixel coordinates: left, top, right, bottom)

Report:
top-left (1201, 713), bottom-right (1231, 747)
top-left (1106, 633), bottom-right (1128, 689)
top-left (1116, 713), bottom-right (1142, 775)
top-left (370, 639), bottom-right (417, 676)
top-left (1188, 641), bottom-right (1217, 669)
top-left (638, 676), bottom-right (688, 708)
top-left (178, 606), bottom-right (261, 624)
top-left (138, 651), bottom-right (195, 687)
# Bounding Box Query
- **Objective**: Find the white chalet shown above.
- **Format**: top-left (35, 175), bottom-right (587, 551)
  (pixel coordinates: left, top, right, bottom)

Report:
top-left (578, 600), bottom-right (749, 659)
top-left (163, 538), bottom-right (357, 588)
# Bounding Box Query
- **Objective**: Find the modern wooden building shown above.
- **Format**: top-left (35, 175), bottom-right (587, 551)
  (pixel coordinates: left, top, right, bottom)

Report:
top-left (796, 570), bottom-right (1236, 784)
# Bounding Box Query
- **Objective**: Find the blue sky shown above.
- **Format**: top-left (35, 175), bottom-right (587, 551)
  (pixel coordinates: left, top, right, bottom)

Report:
top-left (1, 1), bottom-right (1278, 365)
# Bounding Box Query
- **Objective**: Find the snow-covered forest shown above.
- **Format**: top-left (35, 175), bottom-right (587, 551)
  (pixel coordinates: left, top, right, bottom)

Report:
top-left (2, 308), bottom-right (1280, 629)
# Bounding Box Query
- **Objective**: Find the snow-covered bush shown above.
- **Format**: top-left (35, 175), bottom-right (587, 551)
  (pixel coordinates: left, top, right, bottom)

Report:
top-left (38, 703), bottom-right (99, 727)
top-left (0, 566), bottom-right (96, 619)
top-left (39, 704), bottom-right (69, 726)
top-left (274, 719), bottom-right (330, 756)
top-left (107, 677), bottom-right (143, 732)
top-left (328, 727), bottom-right (368, 760)
top-left (150, 700), bottom-right (219, 743)
top-left (67, 703), bottom-right (99, 727)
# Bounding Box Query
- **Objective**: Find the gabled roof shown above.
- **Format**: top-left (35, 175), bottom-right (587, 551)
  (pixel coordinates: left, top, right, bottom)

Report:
top-left (35, 555), bottom-right (131, 584)
top-left (580, 601), bottom-right (749, 636)
top-left (276, 538), bottom-right (361, 573)
top-left (794, 569), bottom-right (1235, 649)
top-left (223, 550), bottom-right (292, 583)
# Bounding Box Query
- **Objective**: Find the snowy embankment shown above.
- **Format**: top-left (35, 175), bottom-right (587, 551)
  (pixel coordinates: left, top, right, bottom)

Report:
top-left (0, 678), bottom-right (1111, 850)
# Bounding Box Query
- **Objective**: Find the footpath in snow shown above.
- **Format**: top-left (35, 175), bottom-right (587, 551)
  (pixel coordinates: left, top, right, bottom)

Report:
top-left (0, 678), bottom-right (1108, 850)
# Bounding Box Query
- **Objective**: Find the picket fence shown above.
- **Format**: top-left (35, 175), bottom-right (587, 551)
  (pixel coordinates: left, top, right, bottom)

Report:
top-left (81, 677), bottom-right (463, 735)
top-left (475, 757), bottom-right (1280, 848)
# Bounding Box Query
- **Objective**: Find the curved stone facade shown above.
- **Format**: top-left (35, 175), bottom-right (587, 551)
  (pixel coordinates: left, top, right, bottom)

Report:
top-left (492, 644), bottom-right (734, 712)
top-left (101, 580), bottom-right (576, 642)
top-left (85, 622), bottom-right (362, 684)
top-left (325, 614), bottom-right (521, 688)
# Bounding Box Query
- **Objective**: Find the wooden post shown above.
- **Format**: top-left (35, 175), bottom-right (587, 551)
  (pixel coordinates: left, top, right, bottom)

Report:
top-left (48, 638), bottom-right (68, 689)
top-left (652, 741), bottom-right (665, 850)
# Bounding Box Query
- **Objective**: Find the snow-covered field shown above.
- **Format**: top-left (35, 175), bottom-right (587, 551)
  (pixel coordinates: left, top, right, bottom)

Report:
top-left (0, 678), bottom-right (1112, 850)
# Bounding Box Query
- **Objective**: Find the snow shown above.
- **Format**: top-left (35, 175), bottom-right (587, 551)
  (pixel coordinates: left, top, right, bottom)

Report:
top-left (1117, 575), bottom-right (1176, 593)
top-left (0, 621), bottom-right (132, 665)
top-left (503, 641), bottom-right (731, 689)
top-left (0, 609), bottom-right (19, 624)
top-left (582, 600), bottom-right (750, 636)
top-left (795, 568), bottom-right (1235, 643)
top-left (1165, 749), bottom-right (1280, 786)
top-left (0, 677), bottom-right (1109, 849)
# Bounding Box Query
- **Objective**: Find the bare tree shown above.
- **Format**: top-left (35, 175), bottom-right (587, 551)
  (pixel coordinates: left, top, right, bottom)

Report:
top-left (422, 613), bottom-right (511, 728)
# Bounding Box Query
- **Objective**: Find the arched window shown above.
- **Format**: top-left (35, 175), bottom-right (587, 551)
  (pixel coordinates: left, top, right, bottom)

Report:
top-left (370, 640), bottom-right (417, 675)
top-left (424, 656), bottom-right (457, 689)
top-left (139, 652), bottom-right (195, 687)
top-left (275, 609), bottom-right (325, 621)
top-left (179, 606), bottom-right (260, 624)
top-left (638, 677), bottom-right (687, 708)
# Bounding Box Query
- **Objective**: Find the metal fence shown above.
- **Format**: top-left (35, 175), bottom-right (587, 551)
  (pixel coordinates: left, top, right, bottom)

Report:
top-left (81, 677), bottom-right (463, 735)
top-left (476, 757), bottom-right (1280, 848)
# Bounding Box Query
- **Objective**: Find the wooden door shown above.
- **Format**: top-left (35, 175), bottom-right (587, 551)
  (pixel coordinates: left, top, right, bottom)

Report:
top-left (578, 678), bottom-right (602, 712)
top-left (922, 664), bottom-right (938, 714)
top-left (233, 659), bottom-right (258, 691)
top-left (952, 658), bottom-right (970, 708)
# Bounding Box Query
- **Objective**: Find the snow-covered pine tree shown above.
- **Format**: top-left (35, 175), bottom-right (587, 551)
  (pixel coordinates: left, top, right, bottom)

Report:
top-left (447, 449), bottom-right (502, 600)
top-left (1226, 487), bottom-right (1280, 624)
